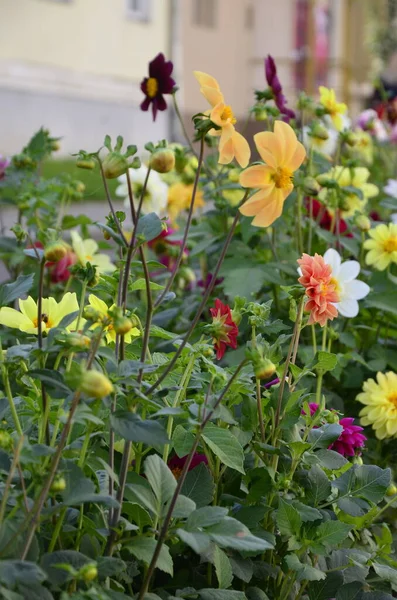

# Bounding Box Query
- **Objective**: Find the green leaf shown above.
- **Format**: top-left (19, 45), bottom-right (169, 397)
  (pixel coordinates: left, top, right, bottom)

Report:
top-left (314, 351), bottom-right (338, 372)
top-left (144, 454), bottom-right (176, 511)
top-left (202, 424), bottom-right (245, 474)
top-left (110, 411), bottom-right (169, 445)
top-left (292, 502), bottom-right (322, 522)
top-left (336, 582), bottom-right (363, 600)
top-left (130, 278), bottom-right (164, 292)
top-left (315, 449), bottom-right (348, 470)
top-left (28, 369), bottom-right (71, 394)
top-left (0, 561), bottom-right (46, 587)
top-left (176, 529), bottom-right (211, 554)
top-left (309, 521), bottom-right (351, 553)
top-left (276, 498), bottom-right (302, 536)
top-left (365, 291), bottom-right (397, 317)
top-left (96, 557), bottom-right (127, 579)
top-left (304, 465), bottom-right (332, 506)
top-left (126, 537), bottom-right (173, 575)
top-left (187, 507), bottom-right (228, 530)
top-left (172, 425), bottom-right (196, 457)
top-left (285, 554), bottom-right (325, 582)
top-left (199, 590), bottom-right (247, 600)
top-left (373, 563), bottom-right (397, 586)
top-left (229, 556), bottom-right (253, 583)
top-left (135, 212), bottom-right (163, 242)
top-left (308, 572), bottom-right (344, 600)
top-left (0, 274), bottom-right (34, 306)
top-left (222, 267), bottom-right (267, 300)
top-left (334, 465), bottom-right (391, 504)
top-left (207, 517), bottom-right (273, 553)
top-left (41, 551), bottom-right (90, 586)
top-left (308, 423), bottom-right (343, 450)
top-left (181, 462), bottom-right (215, 508)
top-left (213, 546), bottom-right (233, 589)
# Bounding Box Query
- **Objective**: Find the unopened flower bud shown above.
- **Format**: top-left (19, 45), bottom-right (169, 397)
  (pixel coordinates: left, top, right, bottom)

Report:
top-left (353, 456), bottom-right (364, 466)
top-left (344, 131), bottom-right (357, 147)
top-left (74, 181), bottom-right (85, 194)
top-left (254, 107), bottom-right (268, 122)
top-left (387, 483), bottom-right (397, 496)
top-left (324, 410), bottom-right (339, 424)
top-left (355, 214), bottom-right (371, 232)
top-left (80, 371), bottom-right (114, 399)
top-left (50, 140), bottom-right (61, 152)
top-left (310, 123), bottom-right (329, 141)
top-left (303, 176), bottom-right (321, 197)
top-left (65, 333), bottom-right (91, 350)
top-left (228, 169), bottom-right (241, 183)
top-left (102, 152), bottom-right (128, 179)
top-left (83, 306), bottom-right (101, 322)
top-left (76, 158), bottom-right (96, 170)
top-left (114, 317), bottom-right (133, 335)
top-left (203, 347), bottom-right (215, 358)
top-left (87, 268), bottom-right (101, 287)
top-left (51, 476), bottom-right (66, 493)
top-left (150, 148), bottom-right (175, 173)
top-left (254, 357), bottom-right (277, 380)
top-left (13, 153), bottom-right (35, 169)
top-left (316, 174), bottom-right (338, 188)
top-left (0, 430), bottom-right (12, 450)
top-left (44, 242), bottom-right (67, 263)
top-left (80, 564), bottom-right (98, 583)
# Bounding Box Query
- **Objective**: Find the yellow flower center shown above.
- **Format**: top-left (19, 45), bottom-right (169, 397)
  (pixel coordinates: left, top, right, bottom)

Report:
top-left (383, 237), bottom-right (397, 253)
top-left (221, 105), bottom-right (237, 124)
top-left (388, 392), bottom-right (397, 407)
top-left (32, 313), bottom-right (53, 329)
top-left (273, 167), bottom-right (293, 189)
top-left (86, 255), bottom-right (92, 261)
top-left (330, 277), bottom-right (341, 295)
top-left (146, 77), bottom-right (158, 98)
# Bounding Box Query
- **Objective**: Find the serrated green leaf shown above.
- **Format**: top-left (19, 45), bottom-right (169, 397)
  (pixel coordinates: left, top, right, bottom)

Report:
top-left (110, 411), bottom-right (169, 445)
top-left (276, 498), bottom-right (302, 536)
top-left (126, 537), bottom-right (173, 575)
top-left (202, 424), bottom-right (245, 474)
top-left (213, 546), bottom-right (233, 589)
top-left (130, 278), bottom-right (164, 292)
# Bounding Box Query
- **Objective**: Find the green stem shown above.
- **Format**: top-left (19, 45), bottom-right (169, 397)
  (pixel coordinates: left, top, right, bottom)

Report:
top-left (0, 437), bottom-right (24, 525)
top-left (66, 279), bottom-right (88, 372)
top-left (1, 359), bottom-right (23, 436)
top-left (311, 324), bottom-right (317, 356)
top-left (48, 507), bottom-right (67, 552)
top-left (296, 190), bottom-right (304, 255)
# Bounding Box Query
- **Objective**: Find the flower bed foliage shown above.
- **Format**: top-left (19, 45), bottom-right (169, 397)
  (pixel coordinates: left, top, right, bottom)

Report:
top-left (0, 53), bottom-right (397, 600)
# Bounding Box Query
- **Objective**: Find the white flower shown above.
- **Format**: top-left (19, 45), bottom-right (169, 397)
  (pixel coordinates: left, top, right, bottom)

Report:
top-left (324, 113), bottom-right (351, 133)
top-left (384, 178), bottom-right (397, 198)
top-left (115, 164), bottom-right (168, 216)
top-left (303, 126), bottom-right (338, 158)
top-left (323, 248), bottom-right (370, 318)
top-left (70, 231), bottom-right (115, 274)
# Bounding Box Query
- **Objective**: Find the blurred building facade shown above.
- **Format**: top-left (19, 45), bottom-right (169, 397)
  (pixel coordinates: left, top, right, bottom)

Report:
top-left (0, 0), bottom-right (375, 157)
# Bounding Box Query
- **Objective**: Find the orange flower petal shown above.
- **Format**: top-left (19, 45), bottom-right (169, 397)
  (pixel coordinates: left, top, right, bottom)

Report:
top-left (193, 71), bottom-right (224, 106)
top-left (210, 102), bottom-right (227, 127)
top-left (251, 196), bottom-right (284, 227)
top-left (239, 188), bottom-right (274, 216)
top-left (286, 141), bottom-right (306, 172)
top-left (254, 132), bottom-right (283, 169)
top-left (232, 130), bottom-right (251, 168)
top-left (240, 165), bottom-right (272, 188)
top-left (274, 120), bottom-right (300, 165)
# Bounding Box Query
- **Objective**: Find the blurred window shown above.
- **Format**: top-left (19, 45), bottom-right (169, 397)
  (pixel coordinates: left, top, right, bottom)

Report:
top-left (245, 4), bottom-right (254, 30)
top-left (193, 0), bottom-right (217, 28)
top-left (126, 0), bottom-right (151, 21)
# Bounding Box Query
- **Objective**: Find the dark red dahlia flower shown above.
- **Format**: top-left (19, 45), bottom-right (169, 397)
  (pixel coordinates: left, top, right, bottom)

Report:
top-left (140, 53), bottom-right (176, 121)
top-left (265, 55), bottom-right (295, 123)
top-left (306, 198), bottom-right (349, 235)
top-left (168, 453), bottom-right (208, 479)
top-left (148, 222), bottom-right (187, 271)
top-left (209, 299), bottom-right (239, 360)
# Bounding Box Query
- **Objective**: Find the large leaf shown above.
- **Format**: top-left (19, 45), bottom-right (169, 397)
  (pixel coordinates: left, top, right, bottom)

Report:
top-left (135, 212), bottom-right (164, 242)
top-left (309, 521), bottom-right (351, 554)
top-left (206, 517), bottom-right (273, 553)
top-left (41, 551), bottom-right (90, 586)
top-left (181, 463), bottom-right (215, 507)
top-left (110, 411), bottom-right (169, 445)
top-left (308, 423), bottom-right (343, 450)
top-left (314, 351), bottom-right (338, 373)
top-left (365, 292), bottom-right (397, 317)
top-left (0, 274), bottom-right (34, 306)
top-left (144, 455), bottom-right (176, 513)
top-left (308, 572), bottom-right (344, 600)
top-left (172, 425), bottom-right (196, 457)
top-left (125, 537), bottom-right (173, 575)
top-left (276, 499), bottom-right (302, 536)
top-left (285, 554), bottom-right (325, 582)
top-left (199, 590), bottom-right (247, 600)
top-left (304, 465), bottom-right (332, 506)
top-left (334, 465), bottom-right (391, 504)
top-left (0, 561), bottom-right (46, 587)
top-left (187, 506), bottom-right (228, 530)
top-left (336, 582), bottom-right (363, 600)
top-left (202, 424), bottom-right (245, 474)
top-left (213, 546), bottom-right (233, 589)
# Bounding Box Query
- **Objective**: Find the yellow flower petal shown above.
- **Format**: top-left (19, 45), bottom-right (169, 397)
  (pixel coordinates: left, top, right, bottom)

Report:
top-left (240, 165), bottom-right (273, 189)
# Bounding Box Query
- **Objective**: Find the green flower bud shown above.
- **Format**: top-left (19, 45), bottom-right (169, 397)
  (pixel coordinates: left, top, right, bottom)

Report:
top-left (323, 410), bottom-right (339, 424)
top-left (51, 476), bottom-right (66, 493)
top-left (79, 564), bottom-right (98, 583)
top-left (303, 176), bottom-right (321, 197)
top-left (387, 483), bottom-right (397, 496)
top-left (316, 173), bottom-right (338, 188)
top-left (76, 158), bottom-right (96, 170)
top-left (254, 357), bottom-right (277, 380)
top-left (353, 456), bottom-right (363, 466)
top-left (113, 317), bottom-right (133, 335)
top-left (355, 214), bottom-right (371, 232)
top-left (254, 106), bottom-right (268, 122)
top-left (102, 152), bottom-right (128, 179)
top-left (149, 148), bottom-right (175, 173)
top-left (64, 333), bottom-right (91, 350)
top-left (310, 123), bottom-right (329, 141)
top-left (44, 242), bottom-right (68, 263)
top-left (0, 430), bottom-right (12, 450)
top-left (228, 168), bottom-right (241, 183)
top-left (83, 306), bottom-right (101, 322)
top-left (80, 371), bottom-right (114, 399)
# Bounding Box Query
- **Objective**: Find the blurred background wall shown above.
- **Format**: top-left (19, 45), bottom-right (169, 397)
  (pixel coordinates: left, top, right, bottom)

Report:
top-left (0, 0), bottom-right (395, 157)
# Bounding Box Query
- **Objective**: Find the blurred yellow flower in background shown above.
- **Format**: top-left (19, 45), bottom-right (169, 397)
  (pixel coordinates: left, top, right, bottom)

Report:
top-left (357, 372), bottom-right (397, 438)
top-left (319, 166), bottom-right (378, 219)
top-left (71, 231), bottom-right (115, 274)
top-left (0, 293), bottom-right (80, 334)
top-left (319, 86), bottom-right (347, 131)
top-left (167, 182), bottom-right (205, 225)
top-left (364, 223), bottom-right (397, 270)
top-left (194, 71), bottom-right (250, 168)
top-left (239, 121), bottom-right (306, 227)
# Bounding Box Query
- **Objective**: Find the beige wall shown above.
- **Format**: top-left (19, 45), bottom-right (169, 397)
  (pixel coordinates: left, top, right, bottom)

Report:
top-left (0, 0), bottom-right (170, 83)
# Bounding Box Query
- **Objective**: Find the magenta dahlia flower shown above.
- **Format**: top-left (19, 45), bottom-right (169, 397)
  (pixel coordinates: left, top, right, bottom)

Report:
top-left (168, 453), bottom-right (208, 479)
top-left (0, 156), bottom-right (10, 180)
top-left (265, 55), bottom-right (295, 122)
top-left (140, 53), bottom-right (176, 121)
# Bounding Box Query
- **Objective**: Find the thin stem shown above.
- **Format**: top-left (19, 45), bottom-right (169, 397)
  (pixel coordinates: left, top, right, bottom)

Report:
top-left (311, 324), bottom-right (317, 356)
top-left (98, 158), bottom-right (128, 247)
top-left (127, 167), bottom-right (151, 252)
top-left (1, 362), bottom-right (23, 436)
top-left (146, 203), bottom-right (244, 395)
top-left (48, 507), bottom-right (67, 552)
top-left (66, 279), bottom-right (88, 371)
top-left (296, 190), bottom-right (303, 255)
top-left (37, 257), bottom-right (50, 445)
top-left (137, 247), bottom-right (153, 385)
top-left (155, 137), bottom-right (205, 308)
top-left (291, 299), bottom-right (305, 365)
top-left (256, 378), bottom-right (265, 442)
top-left (138, 360), bottom-right (247, 599)
top-left (172, 92), bottom-right (199, 161)
top-left (0, 437), bottom-right (24, 524)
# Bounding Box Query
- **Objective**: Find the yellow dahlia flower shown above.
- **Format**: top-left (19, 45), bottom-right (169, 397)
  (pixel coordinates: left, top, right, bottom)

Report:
top-left (71, 231), bottom-right (115, 274)
top-left (238, 121), bottom-right (306, 227)
top-left (0, 292), bottom-right (81, 334)
top-left (193, 71), bottom-right (250, 168)
top-left (167, 182), bottom-right (205, 225)
top-left (87, 294), bottom-right (140, 344)
top-left (319, 86), bottom-right (347, 131)
top-left (357, 372), bottom-right (397, 438)
top-left (364, 223), bottom-right (397, 271)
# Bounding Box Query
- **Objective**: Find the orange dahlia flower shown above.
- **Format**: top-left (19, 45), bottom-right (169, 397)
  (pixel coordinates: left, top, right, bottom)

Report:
top-left (239, 121), bottom-right (306, 227)
top-left (297, 253), bottom-right (340, 327)
top-left (193, 71), bottom-right (250, 168)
